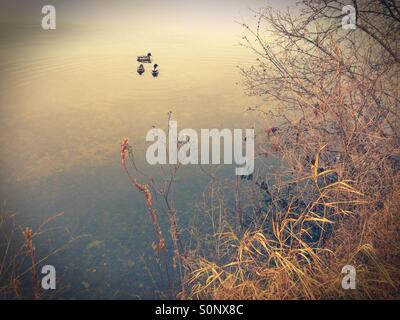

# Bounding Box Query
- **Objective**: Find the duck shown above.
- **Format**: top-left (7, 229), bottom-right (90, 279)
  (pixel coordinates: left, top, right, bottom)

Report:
top-left (137, 64), bottom-right (145, 75)
top-left (151, 64), bottom-right (159, 77)
top-left (137, 53), bottom-right (152, 63)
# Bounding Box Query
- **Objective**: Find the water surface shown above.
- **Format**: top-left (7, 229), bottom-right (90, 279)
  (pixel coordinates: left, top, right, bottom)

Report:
top-left (0, 3), bottom-right (263, 298)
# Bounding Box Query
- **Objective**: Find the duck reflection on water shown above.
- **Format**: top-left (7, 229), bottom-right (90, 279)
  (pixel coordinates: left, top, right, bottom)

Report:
top-left (137, 64), bottom-right (145, 75)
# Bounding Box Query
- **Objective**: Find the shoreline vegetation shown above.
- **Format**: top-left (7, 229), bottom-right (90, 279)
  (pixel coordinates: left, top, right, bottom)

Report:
top-left (123, 0), bottom-right (400, 299)
top-left (0, 210), bottom-right (85, 299)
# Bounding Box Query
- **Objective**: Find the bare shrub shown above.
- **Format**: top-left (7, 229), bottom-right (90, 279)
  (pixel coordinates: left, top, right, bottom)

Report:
top-left (182, 0), bottom-right (400, 299)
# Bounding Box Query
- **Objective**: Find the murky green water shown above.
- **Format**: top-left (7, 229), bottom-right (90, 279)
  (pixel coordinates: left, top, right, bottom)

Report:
top-left (0, 2), bottom-right (264, 299)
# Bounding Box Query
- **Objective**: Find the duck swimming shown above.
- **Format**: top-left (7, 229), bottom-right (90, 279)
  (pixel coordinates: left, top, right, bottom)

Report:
top-left (137, 53), bottom-right (152, 63)
top-left (151, 64), bottom-right (159, 77)
top-left (137, 64), bottom-right (145, 75)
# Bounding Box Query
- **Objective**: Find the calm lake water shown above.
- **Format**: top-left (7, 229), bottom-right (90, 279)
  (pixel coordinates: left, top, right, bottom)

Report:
top-left (0, 4), bottom-right (264, 298)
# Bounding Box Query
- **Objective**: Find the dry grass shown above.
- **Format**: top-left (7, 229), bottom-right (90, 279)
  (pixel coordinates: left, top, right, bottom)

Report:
top-left (182, 169), bottom-right (400, 299)
top-left (179, 0), bottom-right (400, 300)
top-left (0, 210), bottom-right (85, 299)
